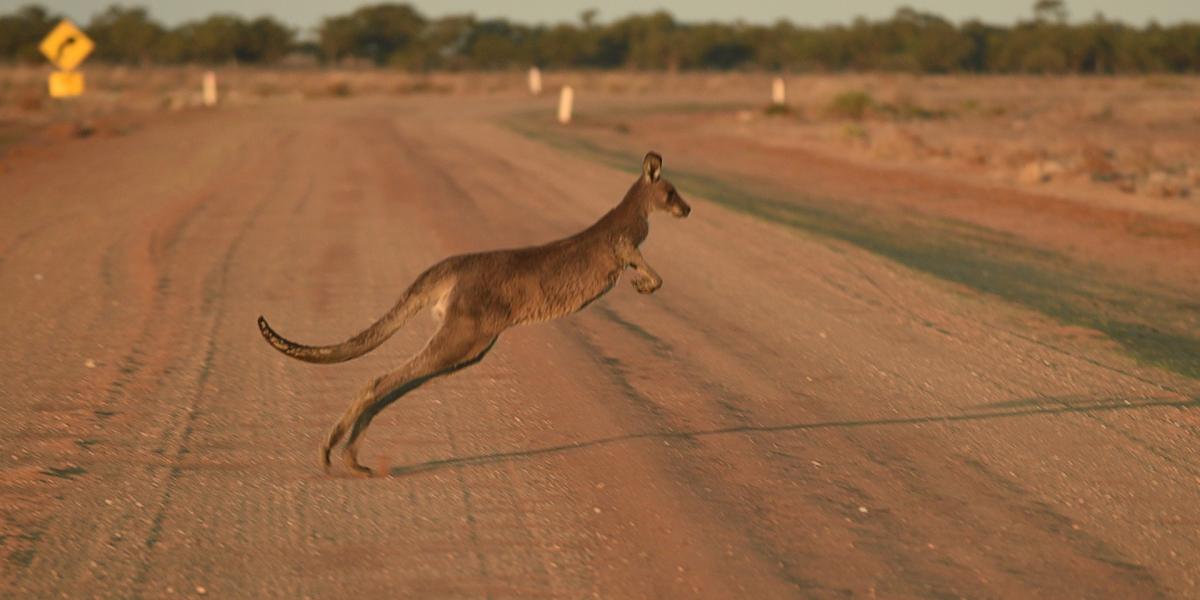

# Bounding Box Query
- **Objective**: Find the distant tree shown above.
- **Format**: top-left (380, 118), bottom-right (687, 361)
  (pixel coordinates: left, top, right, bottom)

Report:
top-left (462, 18), bottom-right (532, 68)
top-left (186, 15), bottom-right (248, 63)
top-left (803, 23), bottom-right (853, 70)
top-left (679, 23), bottom-right (754, 70)
top-left (318, 15), bottom-right (358, 63)
top-left (586, 23), bottom-right (630, 68)
top-left (400, 14), bottom-right (475, 70)
top-left (242, 16), bottom-right (294, 62)
top-left (533, 23), bottom-right (593, 68)
top-left (0, 5), bottom-right (59, 63)
top-left (1155, 23), bottom-right (1200, 71)
top-left (1034, 0), bottom-right (1069, 24)
top-left (156, 13), bottom-right (292, 64)
top-left (87, 5), bottom-right (164, 64)
top-left (3, 2), bottom-right (1200, 73)
top-left (958, 20), bottom-right (999, 72)
top-left (1021, 44), bottom-right (1069, 73)
top-left (612, 11), bottom-right (678, 69)
top-left (580, 9), bottom-right (598, 29)
top-left (1071, 14), bottom-right (1119, 73)
top-left (318, 3), bottom-right (426, 65)
top-left (841, 17), bottom-right (885, 70)
top-left (888, 7), bottom-right (972, 72)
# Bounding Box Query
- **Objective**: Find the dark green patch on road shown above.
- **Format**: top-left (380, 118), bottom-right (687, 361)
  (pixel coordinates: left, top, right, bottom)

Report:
top-left (507, 113), bottom-right (1200, 380)
top-left (41, 465), bottom-right (87, 480)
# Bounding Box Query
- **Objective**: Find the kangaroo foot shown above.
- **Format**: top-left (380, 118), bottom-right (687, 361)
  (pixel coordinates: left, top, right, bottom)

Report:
top-left (320, 444), bottom-right (334, 474)
top-left (342, 450), bottom-right (374, 478)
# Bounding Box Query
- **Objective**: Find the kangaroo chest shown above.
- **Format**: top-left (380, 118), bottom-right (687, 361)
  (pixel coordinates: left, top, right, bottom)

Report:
top-left (513, 255), bottom-right (623, 325)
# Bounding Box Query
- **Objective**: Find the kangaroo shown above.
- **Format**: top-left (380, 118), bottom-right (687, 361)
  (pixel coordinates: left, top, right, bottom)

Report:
top-left (258, 152), bottom-right (691, 476)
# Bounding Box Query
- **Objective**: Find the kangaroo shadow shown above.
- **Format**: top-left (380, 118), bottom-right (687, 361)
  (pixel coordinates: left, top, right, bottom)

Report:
top-left (388, 394), bottom-right (1199, 477)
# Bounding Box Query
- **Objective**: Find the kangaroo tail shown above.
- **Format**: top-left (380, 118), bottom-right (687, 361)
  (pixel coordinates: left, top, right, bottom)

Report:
top-left (258, 282), bottom-right (437, 364)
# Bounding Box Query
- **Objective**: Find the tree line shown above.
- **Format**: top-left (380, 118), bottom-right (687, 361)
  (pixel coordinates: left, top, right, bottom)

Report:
top-left (1, 1), bottom-right (1198, 73)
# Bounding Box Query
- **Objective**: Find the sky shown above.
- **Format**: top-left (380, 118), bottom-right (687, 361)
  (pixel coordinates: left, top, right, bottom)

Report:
top-left (7, 0), bottom-right (1199, 34)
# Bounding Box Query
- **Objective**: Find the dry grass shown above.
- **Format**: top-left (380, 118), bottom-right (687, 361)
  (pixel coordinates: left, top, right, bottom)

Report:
top-left (723, 74), bottom-right (1200, 201)
top-left (1, 67), bottom-right (1197, 200)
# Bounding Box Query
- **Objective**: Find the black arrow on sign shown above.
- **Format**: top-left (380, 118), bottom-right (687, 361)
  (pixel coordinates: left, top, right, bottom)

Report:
top-left (55, 36), bottom-right (77, 63)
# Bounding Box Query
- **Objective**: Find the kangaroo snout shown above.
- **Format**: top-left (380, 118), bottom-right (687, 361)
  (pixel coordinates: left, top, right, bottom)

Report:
top-left (673, 201), bottom-right (691, 218)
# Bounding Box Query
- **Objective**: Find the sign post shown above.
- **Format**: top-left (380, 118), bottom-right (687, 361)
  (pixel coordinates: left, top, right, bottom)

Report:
top-left (558, 86), bottom-right (574, 125)
top-left (203, 71), bottom-right (218, 107)
top-left (528, 67), bottom-right (542, 96)
top-left (771, 77), bottom-right (786, 106)
top-left (39, 19), bottom-right (94, 98)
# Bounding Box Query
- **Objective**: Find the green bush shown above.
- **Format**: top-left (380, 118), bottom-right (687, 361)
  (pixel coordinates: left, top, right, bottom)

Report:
top-left (828, 91), bottom-right (874, 120)
top-left (763, 103), bottom-right (793, 116)
top-left (878, 97), bottom-right (952, 120)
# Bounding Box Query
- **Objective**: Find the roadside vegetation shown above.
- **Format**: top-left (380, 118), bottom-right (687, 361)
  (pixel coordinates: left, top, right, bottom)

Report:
top-left (1, 1), bottom-right (1198, 72)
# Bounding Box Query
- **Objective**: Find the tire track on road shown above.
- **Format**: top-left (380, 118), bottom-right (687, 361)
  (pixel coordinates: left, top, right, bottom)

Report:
top-left (127, 132), bottom-right (298, 594)
top-left (12, 148), bottom-right (260, 593)
top-left (15, 129), bottom-right (292, 596)
top-left (555, 317), bottom-right (814, 593)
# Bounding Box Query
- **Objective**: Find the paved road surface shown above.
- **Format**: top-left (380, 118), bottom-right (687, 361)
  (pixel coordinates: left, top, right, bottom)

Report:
top-left (2, 96), bottom-right (1198, 598)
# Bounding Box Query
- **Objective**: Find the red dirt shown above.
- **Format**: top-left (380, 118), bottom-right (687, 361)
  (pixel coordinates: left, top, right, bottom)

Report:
top-left (1, 94), bottom-right (1198, 598)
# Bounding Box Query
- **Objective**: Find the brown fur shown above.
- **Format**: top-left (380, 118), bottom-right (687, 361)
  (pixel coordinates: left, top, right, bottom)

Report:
top-left (258, 152), bottom-right (691, 476)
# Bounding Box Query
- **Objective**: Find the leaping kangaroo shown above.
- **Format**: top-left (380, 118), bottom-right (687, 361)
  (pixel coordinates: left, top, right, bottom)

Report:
top-left (258, 152), bottom-right (691, 476)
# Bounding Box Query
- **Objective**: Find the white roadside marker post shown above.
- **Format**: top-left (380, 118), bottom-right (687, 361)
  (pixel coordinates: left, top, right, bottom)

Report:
top-left (771, 76), bottom-right (786, 106)
top-left (202, 70), bottom-right (218, 107)
top-left (558, 85), bottom-right (574, 125)
top-left (528, 67), bottom-right (542, 96)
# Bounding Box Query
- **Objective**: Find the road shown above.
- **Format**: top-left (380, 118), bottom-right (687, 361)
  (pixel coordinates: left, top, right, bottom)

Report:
top-left (2, 94), bottom-right (1198, 598)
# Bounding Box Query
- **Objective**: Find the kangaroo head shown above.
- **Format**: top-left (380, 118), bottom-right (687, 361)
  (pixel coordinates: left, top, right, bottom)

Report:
top-left (641, 152), bottom-right (691, 218)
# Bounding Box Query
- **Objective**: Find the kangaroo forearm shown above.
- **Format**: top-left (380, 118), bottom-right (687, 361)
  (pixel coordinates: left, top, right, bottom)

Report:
top-left (623, 247), bottom-right (660, 280)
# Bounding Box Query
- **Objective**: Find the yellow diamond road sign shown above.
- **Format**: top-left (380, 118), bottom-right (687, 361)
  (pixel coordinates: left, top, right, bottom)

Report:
top-left (39, 19), bottom-right (94, 71)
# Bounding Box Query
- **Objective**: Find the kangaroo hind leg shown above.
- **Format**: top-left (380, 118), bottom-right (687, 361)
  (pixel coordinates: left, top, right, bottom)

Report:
top-left (322, 317), bottom-right (498, 477)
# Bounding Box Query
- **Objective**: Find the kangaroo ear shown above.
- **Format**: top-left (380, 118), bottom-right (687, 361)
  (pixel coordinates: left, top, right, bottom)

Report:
top-left (642, 152), bottom-right (662, 183)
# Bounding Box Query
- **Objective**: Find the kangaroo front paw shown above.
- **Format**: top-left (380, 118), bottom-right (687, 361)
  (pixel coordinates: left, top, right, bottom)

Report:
top-left (633, 277), bottom-right (661, 294)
